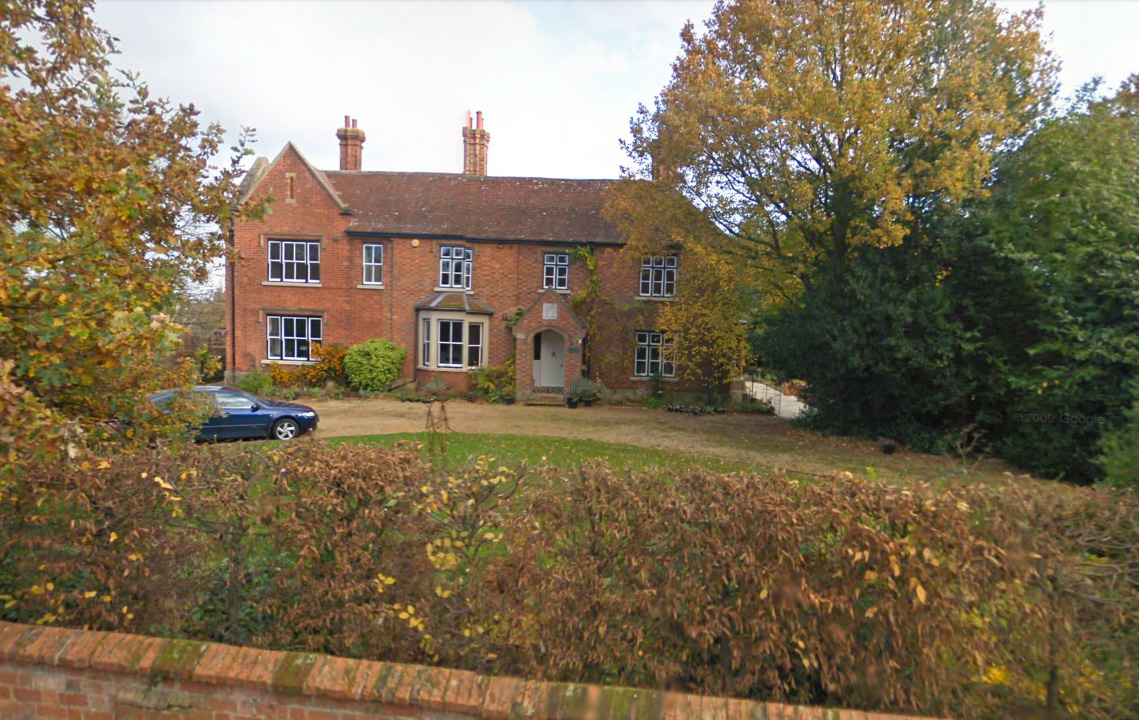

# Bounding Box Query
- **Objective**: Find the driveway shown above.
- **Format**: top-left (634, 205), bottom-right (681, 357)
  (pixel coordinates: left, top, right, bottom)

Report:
top-left (304, 396), bottom-right (998, 481)
top-left (310, 396), bottom-right (794, 458)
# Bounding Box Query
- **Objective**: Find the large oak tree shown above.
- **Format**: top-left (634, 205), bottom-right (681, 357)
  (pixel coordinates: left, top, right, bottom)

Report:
top-left (623, 0), bottom-right (1056, 296)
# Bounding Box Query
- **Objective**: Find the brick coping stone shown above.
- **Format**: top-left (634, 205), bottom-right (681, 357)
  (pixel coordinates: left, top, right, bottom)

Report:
top-left (0, 621), bottom-right (943, 719)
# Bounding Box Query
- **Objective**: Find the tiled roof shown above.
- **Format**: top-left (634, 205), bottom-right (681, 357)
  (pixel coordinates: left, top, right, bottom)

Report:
top-left (324, 172), bottom-right (622, 244)
top-left (413, 292), bottom-right (496, 315)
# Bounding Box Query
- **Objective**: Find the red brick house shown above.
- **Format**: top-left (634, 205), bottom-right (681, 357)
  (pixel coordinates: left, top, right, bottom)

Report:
top-left (227, 114), bottom-right (693, 399)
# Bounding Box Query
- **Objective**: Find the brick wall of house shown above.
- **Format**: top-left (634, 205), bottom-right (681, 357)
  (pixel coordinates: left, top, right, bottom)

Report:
top-left (583, 249), bottom-right (704, 395)
top-left (229, 144), bottom-right (703, 396)
top-left (229, 146), bottom-right (354, 378)
top-left (0, 622), bottom-right (939, 720)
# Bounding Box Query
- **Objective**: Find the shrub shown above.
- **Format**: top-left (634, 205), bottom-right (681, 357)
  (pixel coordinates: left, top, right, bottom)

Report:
top-left (343, 338), bottom-right (407, 392)
top-left (469, 357), bottom-right (515, 402)
top-left (489, 468), bottom-right (1139, 719)
top-left (1100, 391), bottom-right (1139, 490)
top-left (567, 376), bottom-right (599, 402)
top-left (4, 445), bottom-right (1136, 719)
top-left (234, 369), bottom-right (274, 397)
top-left (269, 343), bottom-right (349, 389)
top-left (725, 397), bottom-right (775, 415)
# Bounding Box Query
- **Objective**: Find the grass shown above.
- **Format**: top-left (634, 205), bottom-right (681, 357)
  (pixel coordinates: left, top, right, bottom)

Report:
top-left (328, 432), bottom-right (755, 474)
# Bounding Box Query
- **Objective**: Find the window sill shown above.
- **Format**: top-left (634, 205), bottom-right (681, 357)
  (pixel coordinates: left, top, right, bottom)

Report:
top-left (630, 375), bottom-right (679, 383)
top-left (418, 365), bottom-right (479, 373)
top-left (261, 359), bottom-right (317, 366)
top-left (434, 287), bottom-right (473, 294)
top-left (262, 281), bottom-right (322, 288)
top-left (637, 295), bottom-right (675, 302)
top-left (357, 284), bottom-right (385, 290)
top-left (541, 288), bottom-right (572, 294)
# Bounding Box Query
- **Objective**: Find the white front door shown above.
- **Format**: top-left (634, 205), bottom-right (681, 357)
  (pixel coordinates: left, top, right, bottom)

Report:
top-left (532, 331), bottom-right (566, 388)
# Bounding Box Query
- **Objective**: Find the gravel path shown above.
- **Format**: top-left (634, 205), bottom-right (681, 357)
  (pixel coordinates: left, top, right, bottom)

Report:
top-left (308, 396), bottom-right (807, 466)
top-left (305, 396), bottom-right (1014, 481)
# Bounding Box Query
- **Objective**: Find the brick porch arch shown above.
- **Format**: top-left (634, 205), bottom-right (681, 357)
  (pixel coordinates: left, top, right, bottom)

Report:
top-left (512, 289), bottom-right (586, 399)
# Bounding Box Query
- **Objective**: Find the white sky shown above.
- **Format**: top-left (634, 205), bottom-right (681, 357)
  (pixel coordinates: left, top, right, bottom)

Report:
top-left (93, 0), bottom-right (1139, 180)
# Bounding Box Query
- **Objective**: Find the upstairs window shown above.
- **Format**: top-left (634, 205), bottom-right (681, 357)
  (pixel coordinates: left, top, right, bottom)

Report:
top-left (634, 331), bottom-right (676, 378)
top-left (439, 245), bottom-right (472, 290)
top-left (268, 240), bottom-right (321, 284)
top-left (362, 243), bottom-right (384, 285)
top-left (639, 255), bottom-right (677, 298)
top-left (543, 252), bottom-right (569, 290)
top-left (267, 315), bottom-right (322, 361)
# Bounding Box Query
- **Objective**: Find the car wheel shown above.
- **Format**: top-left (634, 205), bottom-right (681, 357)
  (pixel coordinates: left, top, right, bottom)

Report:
top-left (272, 418), bottom-right (300, 440)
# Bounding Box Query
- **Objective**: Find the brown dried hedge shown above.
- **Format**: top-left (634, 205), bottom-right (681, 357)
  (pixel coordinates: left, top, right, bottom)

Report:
top-left (1, 441), bottom-right (1135, 719)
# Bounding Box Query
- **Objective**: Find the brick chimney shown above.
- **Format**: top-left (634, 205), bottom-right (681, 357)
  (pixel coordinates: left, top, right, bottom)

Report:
top-left (462, 110), bottom-right (490, 176)
top-left (336, 115), bottom-right (365, 171)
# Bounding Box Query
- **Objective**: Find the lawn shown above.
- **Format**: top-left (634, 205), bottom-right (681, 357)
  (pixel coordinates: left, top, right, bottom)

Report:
top-left (328, 431), bottom-right (755, 474)
top-left (311, 397), bottom-right (1025, 486)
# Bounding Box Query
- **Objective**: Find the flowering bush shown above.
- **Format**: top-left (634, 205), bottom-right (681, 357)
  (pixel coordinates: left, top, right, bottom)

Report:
top-left (269, 343), bottom-right (348, 389)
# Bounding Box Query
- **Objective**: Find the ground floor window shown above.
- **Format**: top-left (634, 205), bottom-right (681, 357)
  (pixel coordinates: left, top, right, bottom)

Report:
top-left (418, 314), bottom-right (486, 370)
top-left (438, 319), bottom-right (464, 368)
top-left (467, 323), bottom-right (483, 367)
top-left (634, 330), bottom-right (675, 378)
top-left (267, 315), bottom-right (322, 361)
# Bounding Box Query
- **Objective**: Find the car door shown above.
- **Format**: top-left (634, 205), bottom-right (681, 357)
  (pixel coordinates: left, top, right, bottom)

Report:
top-left (210, 390), bottom-right (262, 439)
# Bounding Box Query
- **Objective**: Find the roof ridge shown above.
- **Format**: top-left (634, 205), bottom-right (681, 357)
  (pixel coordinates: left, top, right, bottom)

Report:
top-left (324, 170), bottom-right (616, 183)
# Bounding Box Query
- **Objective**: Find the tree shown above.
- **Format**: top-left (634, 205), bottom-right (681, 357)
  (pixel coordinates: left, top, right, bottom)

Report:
top-left (171, 286), bottom-right (227, 382)
top-left (625, 0), bottom-right (1055, 291)
top-left (0, 0), bottom-right (260, 466)
top-left (981, 79), bottom-right (1139, 481)
top-left (1100, 388), bottom-right (1139, 490)
top-left (756, 229), bottom-right (1048, 454)
top-left (604, 180), bottom-right (756, 393)
top-left (759, 78), bottom-right (1139, 482)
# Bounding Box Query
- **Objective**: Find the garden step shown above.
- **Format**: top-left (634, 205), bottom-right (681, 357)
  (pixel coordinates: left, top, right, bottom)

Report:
top-left (524, 394), bottom-right (566, 407)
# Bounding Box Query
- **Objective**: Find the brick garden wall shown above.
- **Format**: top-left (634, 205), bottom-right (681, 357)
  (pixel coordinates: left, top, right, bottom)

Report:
top-left (0, 622), bottom-right (939, 720)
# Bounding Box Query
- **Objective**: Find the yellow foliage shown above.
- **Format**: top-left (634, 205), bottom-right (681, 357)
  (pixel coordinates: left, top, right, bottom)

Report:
top-left (619, 0), bottom-right (1055, 296)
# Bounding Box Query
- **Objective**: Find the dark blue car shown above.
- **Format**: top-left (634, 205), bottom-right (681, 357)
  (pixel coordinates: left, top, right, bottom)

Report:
top-left (150, 386), bottom-right (319, 441)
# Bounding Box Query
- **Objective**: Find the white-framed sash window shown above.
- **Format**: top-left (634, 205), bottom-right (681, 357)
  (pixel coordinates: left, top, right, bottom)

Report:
top-left (362, 243), bottom-right (384, 285)
top-left (634, 330), bottom-right (675, 378)
top-left (267, 315), bottom-right (323, 361)
top-left (268, 240), bottom-right (321, 284)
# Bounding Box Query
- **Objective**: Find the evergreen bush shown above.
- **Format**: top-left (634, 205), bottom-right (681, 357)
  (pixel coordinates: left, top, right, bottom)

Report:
top-left (234, 369), bottom-right (274, 397)
top-left (343, 338), bottom-right (407, 392)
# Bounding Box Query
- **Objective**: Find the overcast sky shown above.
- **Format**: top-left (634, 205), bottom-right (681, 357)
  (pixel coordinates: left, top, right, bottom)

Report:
top-left (93, 0), bottom-right (1139, 180)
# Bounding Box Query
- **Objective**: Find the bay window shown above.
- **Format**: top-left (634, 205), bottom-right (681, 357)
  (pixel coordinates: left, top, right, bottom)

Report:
top-left (417, 314), bottom-right (487, 370)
